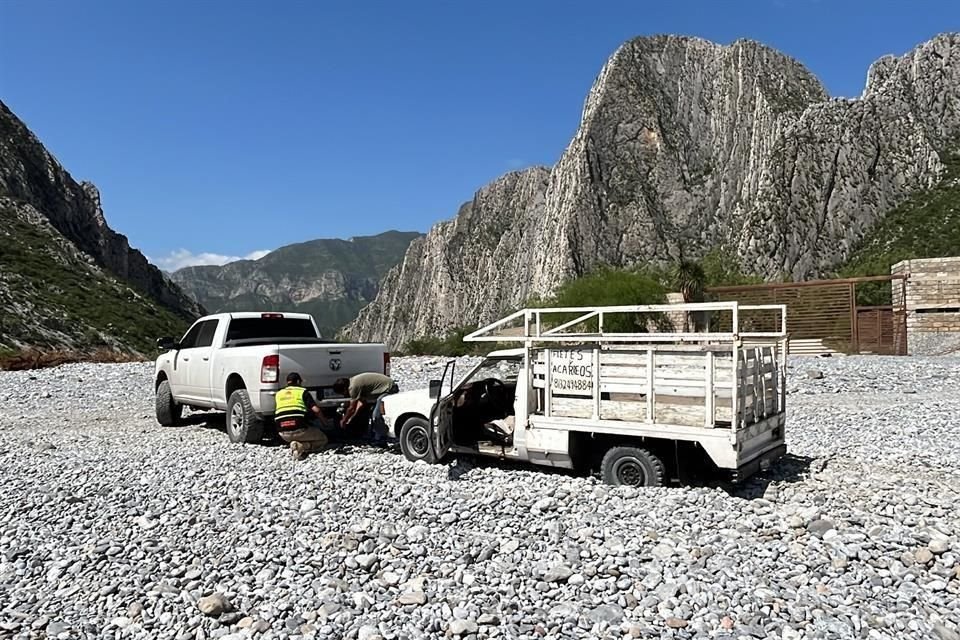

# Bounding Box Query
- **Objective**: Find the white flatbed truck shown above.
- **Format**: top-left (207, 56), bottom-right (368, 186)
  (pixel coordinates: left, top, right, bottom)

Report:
top-left (380, 302), bottom-right (788, 486)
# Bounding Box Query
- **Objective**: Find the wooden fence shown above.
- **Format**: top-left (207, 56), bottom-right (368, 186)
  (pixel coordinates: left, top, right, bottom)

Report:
top-left (708, 276), bottom-right (907, 355)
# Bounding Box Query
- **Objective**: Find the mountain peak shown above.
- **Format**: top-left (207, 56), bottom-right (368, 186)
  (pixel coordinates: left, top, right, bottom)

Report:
top-left (344, 32), bottom-right (960, 349)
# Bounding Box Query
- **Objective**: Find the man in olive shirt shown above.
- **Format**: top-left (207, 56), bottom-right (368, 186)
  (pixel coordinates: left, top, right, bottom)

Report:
top-left (333, 372), bottom-right (399, 445)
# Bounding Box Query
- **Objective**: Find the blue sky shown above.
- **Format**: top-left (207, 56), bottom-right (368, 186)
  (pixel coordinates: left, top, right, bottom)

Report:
top-left (0, 1), bottom-right (955, 271)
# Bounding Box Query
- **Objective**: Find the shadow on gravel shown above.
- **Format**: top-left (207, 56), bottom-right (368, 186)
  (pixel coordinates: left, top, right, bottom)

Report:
top-left (442, 453), bottom-right (589, 483)
top-left (427, 452), bottom-right (818, 494)
top-left (181, 411), bottom-right (290, 448)
top-left (720, 453), bottom-right (816, 500)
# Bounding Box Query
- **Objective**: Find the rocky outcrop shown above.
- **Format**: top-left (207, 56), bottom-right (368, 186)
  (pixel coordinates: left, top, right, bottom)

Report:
top-left (170, 231), bottom-right (421, 336)
top-left (738, 34), bottom-right (960, 277)
top-left (0, 100), bottom-right (204, 323)
top-left (345, 33), bottom-right (960, 349)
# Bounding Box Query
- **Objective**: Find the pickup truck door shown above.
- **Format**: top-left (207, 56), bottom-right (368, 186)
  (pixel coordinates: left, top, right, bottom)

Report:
top-left (168, 320), bottom-right (205, 399)
top-left (429, 360), bottom-right (458, 460)
top-left (186, 320), bottom-right (220, 405)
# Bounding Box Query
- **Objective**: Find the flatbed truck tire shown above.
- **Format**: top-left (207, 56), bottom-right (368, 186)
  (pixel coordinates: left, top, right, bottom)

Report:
top-left (601, 446), bottom-right (665, 487)
top-left (226, 389), bottom-right (264, 444)
top-left (399, 417), bottom-right (438, 464)
top-left (155, 380), bottom-right (182, 427)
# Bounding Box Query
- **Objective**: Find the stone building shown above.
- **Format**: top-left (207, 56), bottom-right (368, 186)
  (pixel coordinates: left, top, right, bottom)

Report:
top-left (891, 257), bottom-right (960, 355)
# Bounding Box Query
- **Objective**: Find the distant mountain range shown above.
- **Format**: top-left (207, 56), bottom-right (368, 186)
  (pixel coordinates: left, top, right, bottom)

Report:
top-left (168, 231), bottom-right (421, 337)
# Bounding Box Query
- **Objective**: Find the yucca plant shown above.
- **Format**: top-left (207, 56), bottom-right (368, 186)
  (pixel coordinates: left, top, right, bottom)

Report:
top-left (671, 259), bottom-right (707, 332)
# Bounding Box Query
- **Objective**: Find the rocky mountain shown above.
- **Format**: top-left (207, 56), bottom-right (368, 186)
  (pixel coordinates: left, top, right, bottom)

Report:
top-left (169, 230), bottom-right (421, 337)
top-left (344, 33), bottom-right (960, 348)
top-left (0, 100), bottom-right (205, 355)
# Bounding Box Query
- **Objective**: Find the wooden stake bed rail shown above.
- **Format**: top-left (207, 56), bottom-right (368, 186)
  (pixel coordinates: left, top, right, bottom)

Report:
top-left (463, 302), bottom-right (789, 432)
top-left (529, 345), bottom-right (780, 429)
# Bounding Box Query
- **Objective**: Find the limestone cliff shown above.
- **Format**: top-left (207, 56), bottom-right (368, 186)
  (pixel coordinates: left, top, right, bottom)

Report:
top-left (0, 100), bottom-right (204, 354)
top-left (346, 33), bottom-right (960, 348)
top-left (345, 34), bottom-right (839, 347)
top-left (739, 34), bottom-right (959, 277)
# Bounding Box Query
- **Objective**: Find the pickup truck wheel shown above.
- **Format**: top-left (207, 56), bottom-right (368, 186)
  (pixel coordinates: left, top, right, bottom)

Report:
top-left (155, 380), bottom-right (182, 427)
top-left (600, 446), bottom-right (665, 487)
top-left (399, 418), bottom-right (437, 464)
top-left (226, 389), bottom-right (264, 444)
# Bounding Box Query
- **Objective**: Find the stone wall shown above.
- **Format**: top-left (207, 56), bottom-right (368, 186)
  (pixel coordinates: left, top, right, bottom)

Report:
top-left (891, 256), bottom-right (960, 355)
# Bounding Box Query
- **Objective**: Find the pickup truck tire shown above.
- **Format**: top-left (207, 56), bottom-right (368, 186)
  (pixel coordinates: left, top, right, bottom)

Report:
top-left (226, 389), bottom-right (264, 444)
top-left (399, 417), bottom-right (437, 464)
top-left (600, 446), bottom-right (665, 487)
top-left (155, 380), bottom-right (182, 427)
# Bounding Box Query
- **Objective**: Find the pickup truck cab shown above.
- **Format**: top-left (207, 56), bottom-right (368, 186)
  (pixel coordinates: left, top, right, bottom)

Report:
top-left (154, 311), bottom-right (389, 443)
top-left (381, 302), bottom-right (789, 487)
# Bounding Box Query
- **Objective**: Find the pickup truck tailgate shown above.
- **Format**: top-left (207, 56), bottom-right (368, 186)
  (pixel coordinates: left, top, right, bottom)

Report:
top-left (279, 344), bottom-right (387, 390)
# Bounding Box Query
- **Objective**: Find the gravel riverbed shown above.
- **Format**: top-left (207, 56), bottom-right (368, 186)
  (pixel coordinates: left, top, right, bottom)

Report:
top-left (0, 355), bottom-right (958, 640)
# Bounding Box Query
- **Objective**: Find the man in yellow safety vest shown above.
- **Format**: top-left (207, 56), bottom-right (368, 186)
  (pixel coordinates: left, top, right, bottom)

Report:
top-left (275, 371), bottom-right (330, 460)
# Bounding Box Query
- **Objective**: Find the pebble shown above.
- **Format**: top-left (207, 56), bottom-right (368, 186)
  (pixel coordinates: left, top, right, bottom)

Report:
top-left (197, 594), bottom-right (231, 617)
top-left (543, 564), bottom-right (573, 583)
top-left (396, 591), bottom-right (427, 605)
top-left (449, 619), bottom-right (479, 635)
top-left (0, 356), bottom-right (957, 640)
top-left (807, 518), bottom-right (835, 536)
top-left (929, 539), bottom-right (950, 554)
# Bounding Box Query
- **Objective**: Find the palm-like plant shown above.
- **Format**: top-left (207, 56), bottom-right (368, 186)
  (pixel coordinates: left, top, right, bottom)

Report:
top-left (671, 259), bottom-right (707, 332)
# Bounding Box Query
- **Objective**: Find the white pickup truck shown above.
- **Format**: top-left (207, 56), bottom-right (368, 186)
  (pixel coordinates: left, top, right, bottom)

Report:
top-left (154, 311), bottom-right (389, 443)
top-left (381, 302), bottom-right (789, 487)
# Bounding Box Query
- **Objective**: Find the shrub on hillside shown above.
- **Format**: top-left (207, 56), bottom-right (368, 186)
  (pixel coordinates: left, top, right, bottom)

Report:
top-left (531, 265), bottom-right (669, 333)
top-left (398, 257), bottom-right (772, 355)
top-left (399, 326), bottom-right (494, 357)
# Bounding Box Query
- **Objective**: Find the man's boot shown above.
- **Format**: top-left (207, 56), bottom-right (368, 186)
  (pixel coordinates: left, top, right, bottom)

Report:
top-left (290, 441), bottom-right (307, 461)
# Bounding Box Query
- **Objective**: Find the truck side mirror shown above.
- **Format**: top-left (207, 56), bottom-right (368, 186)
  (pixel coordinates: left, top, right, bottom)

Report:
top-left (157, 337), bottom-right (179, 350)
top-left (428, 379), bottom-right (442, 399)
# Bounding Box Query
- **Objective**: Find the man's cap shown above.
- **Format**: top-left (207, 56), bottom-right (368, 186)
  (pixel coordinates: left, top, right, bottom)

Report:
top-left (286, 372), bottom-right (302, 383)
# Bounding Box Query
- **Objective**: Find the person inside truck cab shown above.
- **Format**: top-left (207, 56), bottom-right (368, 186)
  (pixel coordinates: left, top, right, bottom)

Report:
top-left (275, 372), bottom-right (331, 460)
top-left (332, 372), bottom-right (398, 446)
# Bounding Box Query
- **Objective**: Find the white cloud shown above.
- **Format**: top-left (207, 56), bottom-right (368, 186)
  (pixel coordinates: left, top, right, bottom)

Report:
top-left (151, 248), bottom-right (272, 272)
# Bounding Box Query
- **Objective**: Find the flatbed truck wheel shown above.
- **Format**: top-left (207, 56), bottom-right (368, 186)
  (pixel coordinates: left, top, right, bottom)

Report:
top-left (399, 417), bottom-right (437, 464)
top-left (601, 446), bottom-right (665, 487)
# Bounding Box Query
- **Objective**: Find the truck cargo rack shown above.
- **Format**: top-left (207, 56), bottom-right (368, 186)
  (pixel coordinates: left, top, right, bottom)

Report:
top-left (463, 302), bottom-right (788, 433)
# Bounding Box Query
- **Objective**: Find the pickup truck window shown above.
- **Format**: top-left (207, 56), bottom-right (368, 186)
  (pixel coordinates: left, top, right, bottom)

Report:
top-left (224, 317), bottom-right (319, 345)
top-left (179, 321), bottom-right (206, 349)
top-left (196, 320), bottom-right (219, 348)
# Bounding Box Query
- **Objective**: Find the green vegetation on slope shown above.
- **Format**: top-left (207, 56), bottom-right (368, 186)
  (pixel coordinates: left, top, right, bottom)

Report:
top-left (836, 151), bottom-right (960, 304)
top-left (0, 201), bottom-right (191, 355)
top-left (260, 230), bottom-right (421, 280)
top-left (399, 256), bottom-right (764, 356)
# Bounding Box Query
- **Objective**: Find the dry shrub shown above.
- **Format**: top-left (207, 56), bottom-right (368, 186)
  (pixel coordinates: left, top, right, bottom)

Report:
top-left (0, 348), bottom-right (147, 371)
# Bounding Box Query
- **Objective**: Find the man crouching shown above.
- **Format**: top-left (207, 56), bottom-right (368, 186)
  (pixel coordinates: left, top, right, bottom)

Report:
top-left (332, 372), bottom-right (398, 447)
top-left (275, 371), bottom-right (331, 460)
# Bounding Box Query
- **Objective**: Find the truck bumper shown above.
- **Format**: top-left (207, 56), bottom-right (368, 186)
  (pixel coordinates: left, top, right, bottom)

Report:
top-left (731, 443), bottom-right (787, 483)
top-left (258, 389), bottom-right (348, 418)
top-left (258, 390), bottom-right (276, 417)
